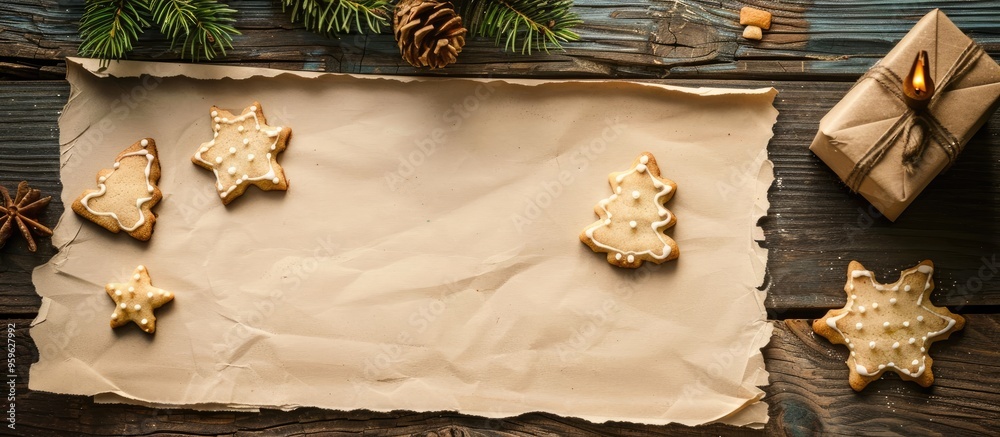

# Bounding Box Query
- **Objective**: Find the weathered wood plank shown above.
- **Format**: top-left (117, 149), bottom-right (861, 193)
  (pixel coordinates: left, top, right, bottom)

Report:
top-left (6, 317), bottom-right (996, 435)
top-left (2, 1), bottom-right (1000, 79)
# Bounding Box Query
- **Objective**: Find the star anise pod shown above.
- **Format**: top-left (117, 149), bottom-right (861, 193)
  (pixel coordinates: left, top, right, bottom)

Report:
top-left (0, 181), bottom-right (53, 252)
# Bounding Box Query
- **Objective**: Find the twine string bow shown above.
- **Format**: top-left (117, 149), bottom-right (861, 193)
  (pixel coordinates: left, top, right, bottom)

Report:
top-left (844, 41), bottom-right (984, 191)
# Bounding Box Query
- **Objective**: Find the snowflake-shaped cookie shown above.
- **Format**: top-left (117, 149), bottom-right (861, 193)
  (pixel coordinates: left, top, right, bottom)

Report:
top-left (192, 102), bottom-right (291, 205)
top-left (813, 260), bottom-right (965, 391)
top-left (106, 265), bottom-right (174, 334)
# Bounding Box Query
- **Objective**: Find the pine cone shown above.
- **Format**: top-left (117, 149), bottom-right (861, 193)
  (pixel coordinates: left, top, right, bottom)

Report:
top-left (393, 0), bottom-right (467, 69)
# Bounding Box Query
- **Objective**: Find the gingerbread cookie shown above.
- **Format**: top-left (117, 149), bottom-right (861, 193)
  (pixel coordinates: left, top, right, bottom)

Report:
top-left (72, 138), bottom-right (161, 241)
top-left (106, 265), bottom-right (174, 334)
top-left (192, 102), bottom-right (291, 205)
top-left (580, 152), bottom-right (679, 268)
top-left (813, 260), bottom-right (965, 391)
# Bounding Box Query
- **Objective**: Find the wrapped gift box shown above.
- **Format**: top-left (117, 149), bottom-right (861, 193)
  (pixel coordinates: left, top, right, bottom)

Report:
top-left (810, 9), bottom-right (1000, 221)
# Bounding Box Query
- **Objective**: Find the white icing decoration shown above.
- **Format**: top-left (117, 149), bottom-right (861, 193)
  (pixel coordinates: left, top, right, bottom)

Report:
top-left (272, 177), bottom-right (280, 184)
top-left (120, 303), bottom-right (126, 309)
top-left (238, 125), bottom-right (244, 132)
top-left (872, 302), bottom-right (878, 309)
top-left (133, 273), bottom-right (140, 280)
top-left (855, 322), bottom-right (862, 330)
top-left (626, 254), bottom-right (635, 263)
top-left (113, 162), bottom-right (120, 169)
top-left (631, 190), bottom-right (640, 199)
top-left (215, 157), bottom-right (223, 164)
top-left (247, 154), bottom-right (254, 161)
top-left (114, 290), bottom-right (121, 296)
top-left (79, 149), bottom-right (156, 232)
top-left (195, 109), bottom-right (284, 198)
top-left (111, 313), bottom-right (118, 320)
top-left (629, 220), bottom-right (637, 229)
top-left (636, 164), bottom-right (646, 173)
top-left (140, 139), bottom-right (148, 147)
top-left (639, 155), bottom-right (648, 164)
top-left (858, 306), bottom-right (865, 313)
top-left (825, 263), bottom-right (956, 379)
top-left (229, 147), bottom-right (236, 154)
top-left (141, 318), bottom-right (147, 325)
top-left (228, 166), bottom-right (237, 175)
top-left (128, 286), bottom-right (134, 292)
top-left (583, 155), bottom-right (675, 261)
top-left (133, 304), bottom-right (141, 311)
top-left (147, 292), bottom-right (153, 298)
top-left (211, 111), bottom-right (218, 117)
top-left (615, 253), bottom-right (622, 260)
top-left (890, 298), bottom-right (897, 304)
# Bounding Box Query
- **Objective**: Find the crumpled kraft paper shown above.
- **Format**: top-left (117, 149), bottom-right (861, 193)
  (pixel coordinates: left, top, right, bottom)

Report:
top-left (29, 58), bottom-right (777, 427)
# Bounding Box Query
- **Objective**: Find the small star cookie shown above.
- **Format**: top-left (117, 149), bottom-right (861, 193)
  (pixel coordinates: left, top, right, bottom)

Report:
top-left (192, 102), bottom-right (291, 205)
top-left (813, 260), bottom-right (965, 391)
top-left (106, 265), bottom-right (174, 334)
top-left (580, 152), bottom-right (679, 268)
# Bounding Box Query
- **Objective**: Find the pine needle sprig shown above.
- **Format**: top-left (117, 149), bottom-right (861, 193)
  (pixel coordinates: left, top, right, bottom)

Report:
top-left (150, 0), bottom-right (239, 61)
top-left (79, 0), bottom-right (239, 65)
top-left (79, 0), bottom-right (150, 66)
top-left (457, 0), bottom-right (581, 54)
top-left (280, 0), bottom-right (392, 35)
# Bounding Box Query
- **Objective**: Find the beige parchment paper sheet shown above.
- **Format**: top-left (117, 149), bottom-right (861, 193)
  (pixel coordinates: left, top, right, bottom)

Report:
top-left (30, 58), bottom-right (776, 427)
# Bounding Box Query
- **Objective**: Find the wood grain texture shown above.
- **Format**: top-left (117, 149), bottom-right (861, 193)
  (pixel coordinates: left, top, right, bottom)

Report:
top-left (1, 1), bottom-right (1000, 79)
top-left (5, 317), bottom-right (995, 435)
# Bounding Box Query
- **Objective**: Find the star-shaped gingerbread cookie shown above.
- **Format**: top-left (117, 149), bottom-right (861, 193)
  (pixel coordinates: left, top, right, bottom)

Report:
top-left (106, 265), bottom-right (174, 334)
top-left (192, 102), bottom-right (291, 205)
top-left (813, 260), bottom-right (964, 391)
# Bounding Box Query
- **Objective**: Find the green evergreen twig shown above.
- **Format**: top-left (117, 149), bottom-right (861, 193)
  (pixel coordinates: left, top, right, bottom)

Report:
top-left (456, 0), bottom-right (581, 54)
top-left (78, 0), bottom-right (239, 66)
top-left (279, 0), bottom-right (392, 35)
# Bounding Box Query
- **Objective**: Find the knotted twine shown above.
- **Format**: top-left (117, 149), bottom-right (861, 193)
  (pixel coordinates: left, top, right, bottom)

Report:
top-left (844, 41), bottom-right (984, 191)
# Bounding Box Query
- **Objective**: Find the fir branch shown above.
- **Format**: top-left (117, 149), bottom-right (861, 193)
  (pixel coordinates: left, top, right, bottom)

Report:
top-left (457, 0), bottom-right (581, 54)
top-left (280, 0), bottom-right (392, 35)
top-left (149, 0), bottom-right (239, 61)
top-left (79, 0), bottom-right (150, 66)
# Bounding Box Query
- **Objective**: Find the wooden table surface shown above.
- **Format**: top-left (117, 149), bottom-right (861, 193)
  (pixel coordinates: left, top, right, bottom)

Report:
top-left (2, 1), bottom-right (1000, 435)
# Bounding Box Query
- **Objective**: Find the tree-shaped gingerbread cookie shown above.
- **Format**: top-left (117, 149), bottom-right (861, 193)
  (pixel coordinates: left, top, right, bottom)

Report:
top-left (580, 152), bottom-right (678, 268)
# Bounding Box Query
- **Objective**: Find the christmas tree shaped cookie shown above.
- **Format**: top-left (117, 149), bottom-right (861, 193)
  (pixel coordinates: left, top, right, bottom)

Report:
top-left (813, 260), bottom-right (965, 391)
top-left (580, 152), bottom-right (678, 268)
top-left (72, 138), bottom-right (162, 241)
top-left (192, 102), bottom-right (291, 205)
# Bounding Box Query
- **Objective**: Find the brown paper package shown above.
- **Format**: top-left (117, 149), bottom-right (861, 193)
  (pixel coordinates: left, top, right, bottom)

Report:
top-left (810, 9), bottom-right (1000, 221)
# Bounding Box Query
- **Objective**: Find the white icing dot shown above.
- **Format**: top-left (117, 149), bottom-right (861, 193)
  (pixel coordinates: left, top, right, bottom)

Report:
top-left (120, 303), bottom-right (126, 309)
top-left (98, 176), bottom-right (106, 183)
top-left (215, 124), bottom-right (221, 130)
top-left (147, 292), bottom-right (153, 298)
top-left (917, 316), bottom-right (924, 322)
top-left (137, 266), bottom-right (144, 271)
top-left (851, 351), bottom-right (856, 356)
top-left (629, 221), bottom-right (637, 229)
top-left (164, 291), bottom-right (171, 297)
top-left (256, 125), bottom-right (261, 131)
top-left (266, 153), bottom-right (272, 159)
top-left (869, 341), bottom-right (876, 349)
top-left (200, 147), bottom-right (209, 153)
top-left (134, 304), bottom-right (141, 311)
top-left (912, 359), bottom-right (919, 366)
top-left (632, 190), bottom-right (640, 199)
top-left (222, 117), bottom-right (228, 122)
top-left (242, 174), bottom-right (248, 179)
top-left (883, 321), bottom-right (890, 328)
top-left (663, 185), bottom-right (672, 193)
top-left (872, 302), bottom-right (878, 309)
top-left (114, 290), bottom-right (121, 296)
top-left (626, 255), bottom-right (635, 263)
top-left (636, 164), bottom-right (646, 173)
top-left (615, 253), bottom-right (622, 260)
top-left (247, 154), bottom-right (255, 161)
top-left (878, 364), bottom-right (886, 370)
top-left (851, 294), bottom-right (857, 300)
top-left (616, 186), bottom-right (622, 194)
top-left (140, 318), bottom-right (148, 325)
top-left (111, 313), bottom-right (118, 320)
top-left (921, 336), bottom-right (927, 341)
top-left (875, 284), bottom-right (884, 291)
top-left (270, 144), bottom-right (276, 151)
top-left (215, 157), bottom-right (223, 164)
top-left (909, 337), bottom-right (916, 344)
top-left (238, 125), bottom-right (244, 132)
top-left (128, 286), bottom-right (134, 292)
top-left (214, 117), bottom-right (220, 122)
top-left (920, 347), bottom-right (925, 352)
top-left (855, 322), bottom-right (863, 330)
top-left (229, 147), bottom-right (236, 154)
top-left (904, 285), bottom-right (912, 292)
top-left (140, 139), bottom-right (148, 147)
top-left (220, 192), bottom-right (227, 198)
top-left (243, 138), bottom-right (250, 145)
top-left (889, 298), bottom-right (897, 304)
top-left (250, 106), bottom-right (257, 112)
top-left (211, 111), bottom-right (218, 117)
top-left (640, 155), bottom-right (649, 164)
top-left (858, 306), bottom-right (865, 314)
top-left (892, 342), bottom-right (900, 349)
top-left (903, 321), bottom-right (910, 327)
top-left (888, 362), bottom-right (895, 367)
top-left (272, 177), bottom-right (280, 184)
top-left (113, 162), bottom-right (120, 169)
top-left (603, 219), bottom-right (611, 225)
top-left (133, 273), bottom-right (140, 280)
